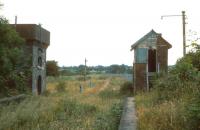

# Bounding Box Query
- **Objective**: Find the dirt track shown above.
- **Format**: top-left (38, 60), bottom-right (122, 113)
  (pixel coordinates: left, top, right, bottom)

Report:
top-left (83, 79), bottom-right (110, 96)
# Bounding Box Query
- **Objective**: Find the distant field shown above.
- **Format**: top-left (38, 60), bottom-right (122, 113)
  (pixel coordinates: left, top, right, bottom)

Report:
top-left (0, 74), bottom-right (128, 130)
top-left (104, 74), bottom-right (133, 81)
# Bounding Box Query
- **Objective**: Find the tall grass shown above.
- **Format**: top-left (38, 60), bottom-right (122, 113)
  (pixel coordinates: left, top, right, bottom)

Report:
top-left (135, 61), bottom-right (200, 130)
top-left (135, 91), bottom-right (189, 130)
top-left (0, 75), bottom-right (125, 130)
top-left (0, 96), bottom-right (98, 130)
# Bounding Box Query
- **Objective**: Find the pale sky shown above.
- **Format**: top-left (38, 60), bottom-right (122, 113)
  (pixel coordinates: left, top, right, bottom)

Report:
top-left (1, 0), bottom-right (200, 66)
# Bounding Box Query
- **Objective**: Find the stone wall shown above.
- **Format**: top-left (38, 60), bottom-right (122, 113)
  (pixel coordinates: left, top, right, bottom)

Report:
top-left (32, 43), bottom-right (47, 95)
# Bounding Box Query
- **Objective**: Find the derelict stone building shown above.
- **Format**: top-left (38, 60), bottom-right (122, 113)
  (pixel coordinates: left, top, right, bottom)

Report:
top-left (131, 30), bottom-right (172, 92)
top-left (13, 24), bottom-right (50, 95)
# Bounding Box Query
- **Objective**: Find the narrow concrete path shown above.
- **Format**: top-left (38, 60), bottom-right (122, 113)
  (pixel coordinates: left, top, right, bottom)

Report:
top-left (118, 97), bottom-right (137, 130)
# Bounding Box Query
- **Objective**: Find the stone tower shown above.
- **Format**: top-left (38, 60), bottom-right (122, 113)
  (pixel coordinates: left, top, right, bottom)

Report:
top-left (13, 24), bottom-right (50, 95)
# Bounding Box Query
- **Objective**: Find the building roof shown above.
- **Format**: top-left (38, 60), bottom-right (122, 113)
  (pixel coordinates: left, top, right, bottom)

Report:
top-left (131, 29), bottom-right (172, 51)
top-left (11, 24), bottom-right (50, 46)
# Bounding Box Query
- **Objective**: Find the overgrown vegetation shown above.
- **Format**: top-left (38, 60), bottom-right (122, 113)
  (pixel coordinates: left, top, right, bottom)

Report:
top-left (94, 103), bottom-right (122, 130)
top-left (46, 60), bottom-right (59, 77)
top-left (0, 16), bottom-right (30, 97)
top-left (135, 43), bottom-right (200, 130)
top-left (56, 81), bottom-right (66, 92)
top-left (120, 81), bottom-right (133, 95)
top-left (0, 75), bottom-right (125, 130)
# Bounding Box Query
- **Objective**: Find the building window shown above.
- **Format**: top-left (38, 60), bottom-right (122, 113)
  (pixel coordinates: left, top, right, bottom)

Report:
top-left (135, 48), bottom-right (148, 63)
top-left (38, 48), bottom-right (43, 53)
top-left (38, 56), bottom-right (42, 67)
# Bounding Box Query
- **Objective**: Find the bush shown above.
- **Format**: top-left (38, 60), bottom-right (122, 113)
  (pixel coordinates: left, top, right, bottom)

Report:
top-left (171, 61), bottom-right (198, 81)
top-left (0, 17), bottom-right (30, 97)
top-left (119, 81), bottom-right (133, 94)
top-left (0, 96), bottom-right (97, 130)
top-left (136, 100), bottom-right (188, 130)
top-left (177, 46), bottom-right (200, 71)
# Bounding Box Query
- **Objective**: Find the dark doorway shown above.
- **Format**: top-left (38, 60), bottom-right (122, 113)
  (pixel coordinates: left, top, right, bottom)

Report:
top-left (37, 75), bottom-right (42, 95)
top-left (148, 49), bottom-right (156, 72)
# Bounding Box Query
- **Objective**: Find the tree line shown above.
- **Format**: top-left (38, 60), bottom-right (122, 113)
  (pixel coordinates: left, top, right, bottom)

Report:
top-left (46, 61), bottom-right (133, 77)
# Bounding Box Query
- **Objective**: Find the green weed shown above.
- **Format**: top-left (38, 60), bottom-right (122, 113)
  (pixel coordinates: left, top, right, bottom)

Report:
top-left (94, 102), bottom-right (123, 130)
top-left (0, 75), bottom-right (126, 130)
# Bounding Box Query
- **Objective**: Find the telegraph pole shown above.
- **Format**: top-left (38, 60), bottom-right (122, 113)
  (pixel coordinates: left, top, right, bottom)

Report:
top-left (182, 11), bottom-right (186, 56)
top-left (161, 11), bottom-right (186, 56)
top-left (84, 58), bottom-right (87, 81)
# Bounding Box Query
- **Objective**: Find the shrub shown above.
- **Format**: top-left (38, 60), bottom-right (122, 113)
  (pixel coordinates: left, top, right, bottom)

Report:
top-left (171, 61), bottom-right (198, 81)
top-left (0, 17), bottom-right (31, 97)
top-left (119, 81), bottom-right (133, 95)
top-left (152, 59), bottom-right (199, 102)
top-left (42, 90), bottom-right (50, 96)
top-left (136, 100), bottom-right (188, 130)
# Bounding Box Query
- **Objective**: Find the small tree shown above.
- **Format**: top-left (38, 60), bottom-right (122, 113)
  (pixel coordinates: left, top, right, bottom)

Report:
top-left (46, 60), bottom-right (59, 77)
top-left (0, 16), bottom-right (30, 96)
